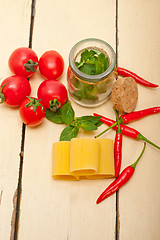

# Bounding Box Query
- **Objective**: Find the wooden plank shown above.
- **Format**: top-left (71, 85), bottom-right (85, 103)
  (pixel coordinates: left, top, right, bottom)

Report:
top-left (118, 1), bottom-right (160, 239)
top-left (0, 1), bottom-right (32, 239)
top-left (18, 0), bottom-right (117, 239)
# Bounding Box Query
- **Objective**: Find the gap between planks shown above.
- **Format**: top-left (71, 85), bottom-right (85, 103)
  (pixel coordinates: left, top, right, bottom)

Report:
top-left (10, 1), bottom-right (36, 240)
top-left (0, 190), bottom-right (3, 205)
top-left (115, 0), bottom-right (120, 240)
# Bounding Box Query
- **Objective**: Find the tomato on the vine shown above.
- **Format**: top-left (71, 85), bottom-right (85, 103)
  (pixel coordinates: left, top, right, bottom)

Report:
top-left (0, 75), bottom-right (31, 107)
top-left (38, 50), bottom-right (64, 79)
top-left (37, 79), bottom-right (68, 111)
top-left (19, 97), bottom-right (46, 126)
top-left (8, 47), bottom-right (38, 78)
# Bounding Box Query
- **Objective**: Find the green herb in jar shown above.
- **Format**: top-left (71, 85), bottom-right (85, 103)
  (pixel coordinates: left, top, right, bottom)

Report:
top-left (75, 49), bottom-right (109, 75)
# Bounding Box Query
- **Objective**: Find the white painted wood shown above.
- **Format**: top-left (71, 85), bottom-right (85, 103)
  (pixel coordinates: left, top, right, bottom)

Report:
top-left (0, 1), bottom-right (32, 239)
top-left (118, 1), bottom-right (160, 240)
top-left (18, 0), bottom-right (117, 239)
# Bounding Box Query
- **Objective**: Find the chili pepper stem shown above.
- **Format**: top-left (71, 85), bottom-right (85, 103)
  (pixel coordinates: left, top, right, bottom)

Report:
top-left (131, 142), bottom-right (146, 169)
top-left (94, 124), bottom-right (117, 138)
top-left (94, 113), bottom-right (124, 138)
top-left (113, 108), bottom-right (122, 134)
top-left (138, 133), bottom-right (160, 150)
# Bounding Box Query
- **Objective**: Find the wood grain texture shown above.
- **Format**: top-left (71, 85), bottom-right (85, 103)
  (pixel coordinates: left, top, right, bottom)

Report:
top-left (118, 1), bottom-right (160, 239)
top-left (18, 0), bottom-right (117, 239)
top-left (0, 1), bottom-right (32, 239)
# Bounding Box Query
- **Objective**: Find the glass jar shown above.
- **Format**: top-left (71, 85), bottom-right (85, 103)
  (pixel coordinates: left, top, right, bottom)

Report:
top-left (67, 38), bottom-right (116, 107)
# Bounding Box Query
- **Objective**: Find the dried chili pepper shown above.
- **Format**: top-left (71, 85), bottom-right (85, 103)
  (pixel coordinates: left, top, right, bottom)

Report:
top-left (114, 108), bottom-right (122, 177)
top-left (94, 113), bottom-right (160, 150)
top-left (96, 143), bottom-right (146, 204)
top-left (117, 67), bottom-right (159, 88)
top-left (95, 106), bottom-right (160, 134)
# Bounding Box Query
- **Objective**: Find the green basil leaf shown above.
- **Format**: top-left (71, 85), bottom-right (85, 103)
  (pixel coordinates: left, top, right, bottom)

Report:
top-left (60, 125), bottom-right (79, 141)
top-left (80, 121), bottom-right (97, 131)
top-left (76, 116), bottom-right (101, 124)
top-left (95, 120), bottom-right (103, 127)
top-left (61, 102), bottom-right (75, 125)
top-left (46, 108), bottom-right (64, 124)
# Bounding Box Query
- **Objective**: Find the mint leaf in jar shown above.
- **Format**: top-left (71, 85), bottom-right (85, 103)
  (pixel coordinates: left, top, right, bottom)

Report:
top-left (74, 84), bottom-right (98, 101)
top-left (79, 63), bottom-right (96, 75)
top-left (76, 49), bottom-right (109, 75)
top-left (96, 52), bottom-right (109, 74)
top-left (81, 49), bottom-right (97, 61)
top-left (76, 49), bottom-right (97, 68)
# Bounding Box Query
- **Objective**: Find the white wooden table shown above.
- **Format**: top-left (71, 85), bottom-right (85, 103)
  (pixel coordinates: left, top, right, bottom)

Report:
top-left (0, 1), bottom-right (160, 239)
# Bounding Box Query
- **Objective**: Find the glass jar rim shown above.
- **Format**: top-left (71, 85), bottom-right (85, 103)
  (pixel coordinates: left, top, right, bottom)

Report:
top-left (69, 38), bottom-right (116, 81)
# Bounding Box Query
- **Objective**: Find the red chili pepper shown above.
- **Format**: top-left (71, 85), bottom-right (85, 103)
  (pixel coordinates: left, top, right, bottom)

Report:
top-left (94, 113), bottom-right (160, 150)
top-left (120, 106), bottom-right (160, 123)
top-left (117, 67), bottom-right (159, 88)
top-left (114, 108), bottom-right (122, 177)
top-left (96, 143), bottom-right (146, 204)
top-left (96, 106), bottom-right (160, 134)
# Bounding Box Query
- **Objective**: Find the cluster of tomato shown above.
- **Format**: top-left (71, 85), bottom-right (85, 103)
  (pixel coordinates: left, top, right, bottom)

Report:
top-left (0, 47), bottom-right (68, 126)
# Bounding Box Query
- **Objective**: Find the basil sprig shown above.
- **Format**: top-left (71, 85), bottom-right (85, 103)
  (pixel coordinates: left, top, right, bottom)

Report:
top-left (46, 101), bottom-right (102, 141)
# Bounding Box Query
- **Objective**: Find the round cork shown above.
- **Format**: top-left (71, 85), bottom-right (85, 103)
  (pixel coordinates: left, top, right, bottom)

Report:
top-left (111, 77), bottom-right (138, 113)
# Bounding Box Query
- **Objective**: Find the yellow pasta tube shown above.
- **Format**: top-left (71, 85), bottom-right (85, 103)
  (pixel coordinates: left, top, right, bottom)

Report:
top-left (70, 138), bottom-right (99, 176)
top-left (87, 138), bottom-right (115, 179)
top-left (52, 141), bottom-right (79, 180)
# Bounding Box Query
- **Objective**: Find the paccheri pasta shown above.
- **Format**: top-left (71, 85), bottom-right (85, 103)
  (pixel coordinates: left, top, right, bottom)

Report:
top-left (52, 138), bottom-right (115, 180)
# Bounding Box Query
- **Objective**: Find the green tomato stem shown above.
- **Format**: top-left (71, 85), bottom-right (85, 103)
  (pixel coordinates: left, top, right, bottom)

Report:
top-left (0, 82), bottom-right (10, 103)
top-left (24, 59), bottom-right (38, 73)
top-left (0, 93), bottom-right (5, 103)
top-left (25, 96), bottom-right (44, 113)
top-left (49, 99), bottom-right (61, 112)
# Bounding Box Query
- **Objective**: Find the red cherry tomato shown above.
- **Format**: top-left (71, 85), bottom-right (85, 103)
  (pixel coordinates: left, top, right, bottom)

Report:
top-left (19, 97), bottom-right (46, 126)
top-left (38, 50), bottom-right (64, 79)
top-left (37, 79), bottom-right (68, 111)
top-left (8, 47), bottom-right (38, 78)
top-left (0, 75), bottom-right (31, 107)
